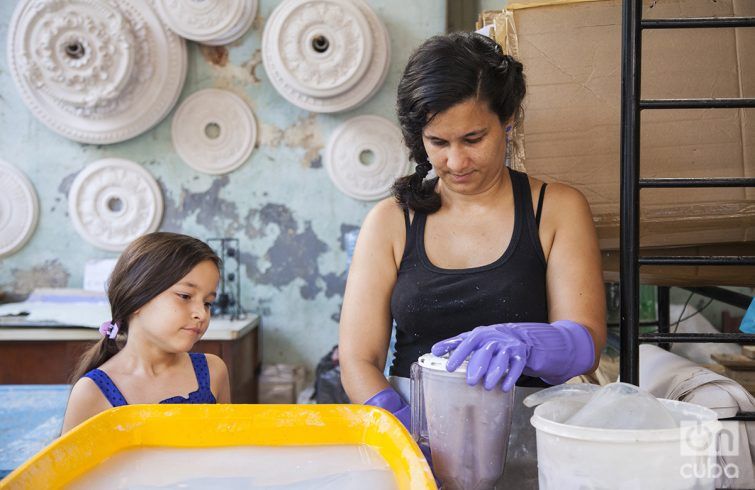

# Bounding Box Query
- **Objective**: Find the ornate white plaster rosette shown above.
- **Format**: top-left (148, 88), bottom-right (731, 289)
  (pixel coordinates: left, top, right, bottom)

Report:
top-left (6, 0), bottom-right (187, 144)
top-left (68, 158), bottom-right (163, 251)
top-left (171, 89), bottom-right (257, 175)
top-left (0, 160), bottom-right (40, 258)
top-left (155, 0), bottom-right (257, 45)
top-left (262, 0), bottom-right (390, 113)
top-left (324, 115), bottom-right (412, 201)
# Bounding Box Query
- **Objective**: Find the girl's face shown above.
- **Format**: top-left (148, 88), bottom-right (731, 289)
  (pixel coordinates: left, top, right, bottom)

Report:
top-left (422, 98), bottom-right (509, 194)
top-left (130, 260), bottom-right (220, 353)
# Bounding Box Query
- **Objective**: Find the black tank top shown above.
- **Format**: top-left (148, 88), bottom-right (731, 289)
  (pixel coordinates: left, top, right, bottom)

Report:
top-left (389, 169), bottom-right (549, 387)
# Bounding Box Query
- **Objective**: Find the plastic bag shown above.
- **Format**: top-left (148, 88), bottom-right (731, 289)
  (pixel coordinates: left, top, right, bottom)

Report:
top-left (313, 346), bottom-right (350, 404)
top-left (565, 382), bottom-right (678, 430)
top-left (524, 382), bottom-right (679, 430)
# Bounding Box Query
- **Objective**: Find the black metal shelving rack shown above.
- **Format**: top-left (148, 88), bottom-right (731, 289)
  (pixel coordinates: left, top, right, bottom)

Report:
top-left (619, 0), bottom-right (755, 421)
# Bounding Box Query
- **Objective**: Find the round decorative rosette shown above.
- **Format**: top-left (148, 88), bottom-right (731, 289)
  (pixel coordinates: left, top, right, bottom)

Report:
top-left (262, 0), bottom-right (390, 113)
top-left (6, 0), bottom-right (187, 144)
top-left (68, 158), bottom-right (163, 251)
top-left (155, 0), bottom-right (257, 46)
top-left (171, 89), bottom-right (257, 175)
top-left (0, 160), bottom-right (40, 258)
top-left (324, 115), bottom-right (412, 201)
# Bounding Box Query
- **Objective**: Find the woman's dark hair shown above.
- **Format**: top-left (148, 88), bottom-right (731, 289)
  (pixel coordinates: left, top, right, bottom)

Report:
top-left (70, 232), bottom-right (221, 382)
top-left (393, 32), bottom-right (526, 213)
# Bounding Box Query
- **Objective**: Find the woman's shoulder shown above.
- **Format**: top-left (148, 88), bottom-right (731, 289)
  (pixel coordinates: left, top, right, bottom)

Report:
top-left (362, 197), bottom-right (407, 238)
top-left (358, 197), bottom-right (409, 268)
top-left (542, 181), bottom-right (589, 206)
top-left (527, 176), bottom-right (590, 212)
top-left (528, 178), bottom-right (593, 258)
top-left (368, 196), bottom-right (406, 221)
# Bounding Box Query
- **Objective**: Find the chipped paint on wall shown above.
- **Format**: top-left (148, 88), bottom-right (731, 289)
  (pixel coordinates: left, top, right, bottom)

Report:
top-left (259, 114), bottom-right (323, 166)
top-left (200, 45), bottom-right (229, 67)
top-left (242, 203), bottom-right (332, 299)
top-left (2, 260), bottom-right (70, 297)
top-left (160, 176), bottom-right (243, 237)
top-left (203, 45), bottom-right (264, 87)
top-left (0, 0), bottom-right (445, 374)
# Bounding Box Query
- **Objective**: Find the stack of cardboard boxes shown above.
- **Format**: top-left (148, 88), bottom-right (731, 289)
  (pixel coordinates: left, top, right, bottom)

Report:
top-left (479, 0), bottom-right (754, 286)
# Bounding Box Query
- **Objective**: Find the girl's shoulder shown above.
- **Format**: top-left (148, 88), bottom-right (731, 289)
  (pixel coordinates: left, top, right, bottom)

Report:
top-left (70, 374), bottom-right (111, 406)
top-left (202, 352), bottom-right (226, 372)
top-left (61, 375), bottom-right (113, 433)
top-left (202, 353), bottom-right (230, 402)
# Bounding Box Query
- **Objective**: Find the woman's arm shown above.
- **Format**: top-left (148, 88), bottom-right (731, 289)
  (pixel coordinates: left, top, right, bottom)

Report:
top-left (541, 183), bottom-right (607, 371)
top-left (339, 199), bottom-right (405, 403)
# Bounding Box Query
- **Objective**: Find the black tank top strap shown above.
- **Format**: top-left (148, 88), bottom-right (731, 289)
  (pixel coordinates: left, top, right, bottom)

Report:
top-left (402, 207), bottom-right (411, 234)
top-left (399, 207), bottom-right (423, 265)
top-left (509, 168), bottom-right (547, 267)
top-left (509, 168), bottom-right (532, 218)
top-left (535, 183), bottom-right (547, 227)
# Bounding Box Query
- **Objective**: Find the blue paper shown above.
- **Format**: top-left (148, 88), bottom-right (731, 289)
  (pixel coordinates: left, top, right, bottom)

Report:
top-left (740, 297), bottom-right (755, 334)
top-left (0, 385), bottom-right (69, 477)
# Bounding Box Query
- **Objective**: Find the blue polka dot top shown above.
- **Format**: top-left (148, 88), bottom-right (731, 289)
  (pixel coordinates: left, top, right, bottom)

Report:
top-left (83, 352), bottom-right (217, 406)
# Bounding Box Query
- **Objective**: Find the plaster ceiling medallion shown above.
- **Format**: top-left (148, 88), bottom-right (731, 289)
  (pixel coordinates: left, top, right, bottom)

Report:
top-left (155, 0), bottom-right (258, 46)
top-left (171, 89), bottom-right (257, 175)
top-left (262, 0), bottom-right (390, 113)
top-left (324, 115), bottom-right (412, 201)
top-left (0, 160), bottom-right (40, 258)
top-left (6, 0), bottom-right (187, 144)
top-left (68, 158), bottom-right (163, 251)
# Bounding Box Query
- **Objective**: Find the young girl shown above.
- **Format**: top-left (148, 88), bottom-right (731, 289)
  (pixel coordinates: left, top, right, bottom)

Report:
top-left (62, 232), bottom-right (231, 434)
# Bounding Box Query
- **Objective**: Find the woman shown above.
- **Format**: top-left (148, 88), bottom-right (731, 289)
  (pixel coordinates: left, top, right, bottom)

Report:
top-left (339, 31), bottom-right (606, 480)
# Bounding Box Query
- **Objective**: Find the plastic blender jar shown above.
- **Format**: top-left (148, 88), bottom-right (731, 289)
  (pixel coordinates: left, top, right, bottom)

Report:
top-left (411, 353), bottom-right (515, 490)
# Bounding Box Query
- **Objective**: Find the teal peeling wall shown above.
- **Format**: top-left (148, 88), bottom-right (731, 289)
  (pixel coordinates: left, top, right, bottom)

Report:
top-left (0, 1), bottom-right (446, 374)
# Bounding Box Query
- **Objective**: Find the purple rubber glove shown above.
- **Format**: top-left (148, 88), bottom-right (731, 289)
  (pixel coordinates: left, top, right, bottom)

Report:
top-left (364, 388), bottom-right (434, 472)
top-left (364, 388), bottom-right (410, 430)
top-left (431, 320), bottom-right (596, 392)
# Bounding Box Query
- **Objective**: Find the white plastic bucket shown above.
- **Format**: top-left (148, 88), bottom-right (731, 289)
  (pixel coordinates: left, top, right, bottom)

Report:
top-left (531, 398), bottom-right (722, 490)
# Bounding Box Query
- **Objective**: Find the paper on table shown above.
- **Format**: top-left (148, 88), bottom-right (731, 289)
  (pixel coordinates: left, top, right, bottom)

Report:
top-left (0, 288), bottom-right (110, 328)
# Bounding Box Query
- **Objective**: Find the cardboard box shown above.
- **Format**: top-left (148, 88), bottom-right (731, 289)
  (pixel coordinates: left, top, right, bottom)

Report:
top-left (257, 364), bottom-right (307, 404)
top-left (481, 0), bottom-right (754, 250)
top-left (601, 242), bottom-right (755, 286)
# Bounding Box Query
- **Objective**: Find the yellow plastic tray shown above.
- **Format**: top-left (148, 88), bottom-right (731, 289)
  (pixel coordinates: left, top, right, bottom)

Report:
top-left (0, 404), bottom-right (436, 489)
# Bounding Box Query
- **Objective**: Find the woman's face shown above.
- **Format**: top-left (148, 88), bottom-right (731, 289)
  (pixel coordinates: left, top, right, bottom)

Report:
top-left (422, 98), bottom-right (509, 194)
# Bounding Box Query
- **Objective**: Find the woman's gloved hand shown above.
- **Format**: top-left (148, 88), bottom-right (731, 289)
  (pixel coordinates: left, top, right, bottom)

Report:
top-left (364, 387), bottom-right (410, 429)
top-left (364, 387), bottom-right (434, 472)
top-left (431, 320), bottom-right (596, 391)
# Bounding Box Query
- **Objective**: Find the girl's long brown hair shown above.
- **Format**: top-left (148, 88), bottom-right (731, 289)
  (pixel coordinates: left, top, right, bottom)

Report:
top-left (70, 232), bottom-right (220, 382)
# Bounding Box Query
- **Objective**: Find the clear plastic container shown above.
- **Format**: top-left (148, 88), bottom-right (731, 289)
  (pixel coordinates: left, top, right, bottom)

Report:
top-left (411, 354), bottom-right (515, 490)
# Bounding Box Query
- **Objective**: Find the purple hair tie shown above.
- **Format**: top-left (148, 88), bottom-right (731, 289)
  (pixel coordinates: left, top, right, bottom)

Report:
top-left (99, 321), bottom-right (119, 339)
